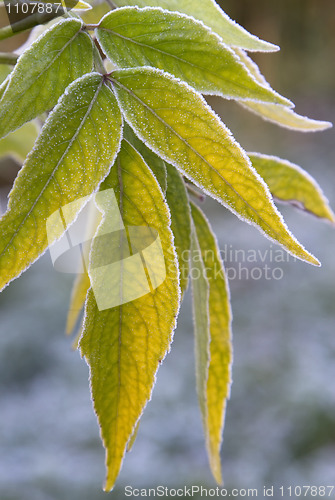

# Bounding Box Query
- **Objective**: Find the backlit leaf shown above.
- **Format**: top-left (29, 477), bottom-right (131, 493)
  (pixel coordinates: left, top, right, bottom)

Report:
top-left (0, 121), bottom-right (39, 164)
top-left (249, 153), bottom-right (335, 223)
top-left (235, 49), bottom-right (332, 131)
top-left (97, 7), bottom-right (289, 104)
top-left (79, 140), bottom-right (180, 491)
top-left (0, 73), bottom-right (122, 291)
top-left (166, 164), bottom-right (191, 295)
top-left (191, 201), bottom-right (232, 485)
top-left (81, 0), bottom-right (110, 24)
top-left (110, 67), bottom-right (319, 265)
top-left (0, 19), bottom-right (94, 140)
top-left (111, 0), bottom-right (278, 52)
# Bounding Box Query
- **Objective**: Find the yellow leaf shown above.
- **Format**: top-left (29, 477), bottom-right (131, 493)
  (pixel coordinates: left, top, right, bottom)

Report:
top-left (191, 202), bottom-right (232, 485)
top-left (249, 153), bottom-right (335, 223)
top-left (166, 164), bottom-right (191, 296)
top-left (79, 140), bottom-right (180, 491)
top-left (235, 49), bottom-right (332, 131)
top-left (0, 121), bottom-right (39, 164)
top-left (111, 67), bottom-right (320, 266)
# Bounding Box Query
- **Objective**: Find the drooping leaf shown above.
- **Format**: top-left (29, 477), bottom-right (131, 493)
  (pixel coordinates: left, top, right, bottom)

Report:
top-left (165, 164), bottom-right (191, 295)
top-left (79, 140), bottom-right (180, 491)
top-left (110, 67), bottom-right (319, 265)
top-left (190, 220), bottom-right (210, 429)
top-left (191, 201), bottom-right (232, 485)
top-left (123, 123), bottom-right (167, 192)
top-left (111, 0), bottom-right (278, 52)
top-left (0, 73), bottom-right (122, 292)
top-left (97, 7), bottom-right (289, 104)
top-left (249, 153), bottom-right (335, 223)
top-left (0, 121), bottom-right (39, 164)
top-left (235, 49), bottom-right (332, 131)
top-left (0, 19), bottom-right (94, 140)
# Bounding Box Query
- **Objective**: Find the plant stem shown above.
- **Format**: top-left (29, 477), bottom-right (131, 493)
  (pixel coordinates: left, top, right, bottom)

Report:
top-left (0, 52), bottom-right (18, 65)
top-left (0, 9), bottom-right (63, 41)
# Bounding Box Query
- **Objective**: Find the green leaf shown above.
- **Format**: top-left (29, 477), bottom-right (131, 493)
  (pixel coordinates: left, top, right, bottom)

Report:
top-left (0, 19), bottom-right (94, 140)
top-left (123, 123), bottom-right (167, 192)
top-left (165, 164), bottom-right (191, 296)
top-left (191, 201), bottom-right (232, 485)
top-left (190, 219), bottom-right (210, 430)
top-left (249, 153), bottom-right (335, 223)
top-left (97, 7), bottom-right (289, 104)
top-left (0, 121), bottom-right (39, 163)
top-left (0, 73), bottom-right (122, 292)
top-left (79, 140), bottom-right (180, 491)
top-left (110, 67), bottom-right (319, 265)
top-left (111, 0), bottom-right (278, 52)
top-left (235, 49), bottom-right (332, 131)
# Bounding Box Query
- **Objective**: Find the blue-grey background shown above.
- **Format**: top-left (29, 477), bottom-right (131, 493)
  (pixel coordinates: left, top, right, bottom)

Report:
top-left (0, 1), bottom-right (334, 498)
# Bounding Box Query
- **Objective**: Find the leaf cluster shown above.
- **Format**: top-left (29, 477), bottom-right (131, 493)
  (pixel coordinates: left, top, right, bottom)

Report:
top-left (0, 0), bottom-right (333, 490)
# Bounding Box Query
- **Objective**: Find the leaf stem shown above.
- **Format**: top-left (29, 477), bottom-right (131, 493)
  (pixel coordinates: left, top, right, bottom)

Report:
top-left (0, 52), bottom-right (18, 65)
top-left (93, 42), bottom-right (105, 74)
top-left (186, 182), bottom-right (206, 202)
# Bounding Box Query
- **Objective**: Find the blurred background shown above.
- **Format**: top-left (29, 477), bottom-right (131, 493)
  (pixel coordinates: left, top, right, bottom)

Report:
top-left (0, 1), bottom-right (334, 498)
